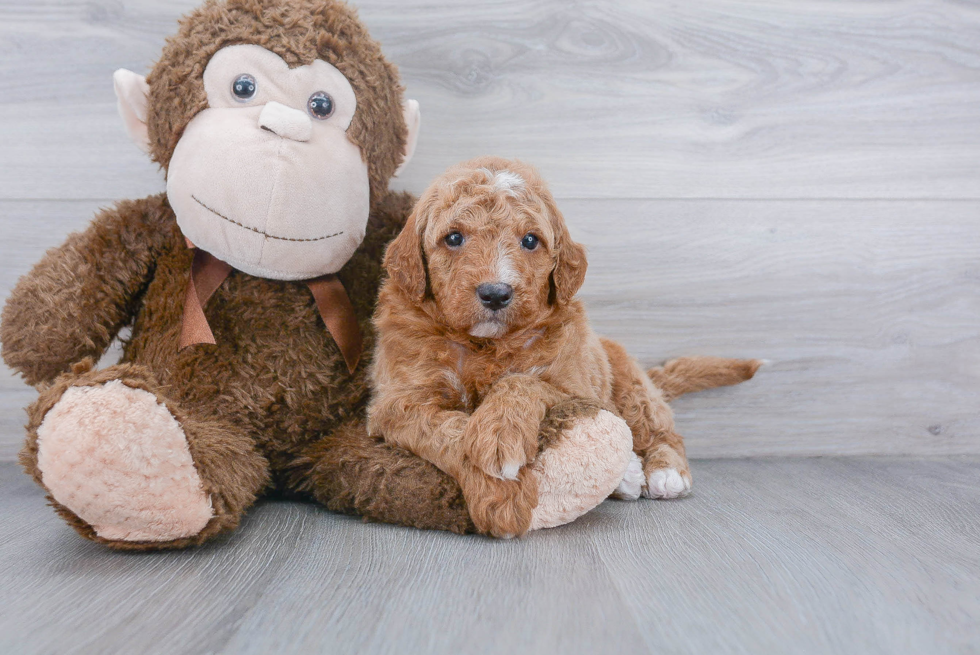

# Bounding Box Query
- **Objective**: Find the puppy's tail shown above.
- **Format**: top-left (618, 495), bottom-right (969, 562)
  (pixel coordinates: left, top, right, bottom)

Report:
top-left (647, 356), bottom-right (764, 402)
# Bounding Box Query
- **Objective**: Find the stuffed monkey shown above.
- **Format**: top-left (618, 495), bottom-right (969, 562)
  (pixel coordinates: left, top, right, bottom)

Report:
top-left (0, 0), bottom-right (645, 549)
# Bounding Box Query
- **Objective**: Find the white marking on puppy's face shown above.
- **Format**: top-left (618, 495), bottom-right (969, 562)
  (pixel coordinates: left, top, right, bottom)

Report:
top-left (479, 168), bottom-right (525, 196)
top-left (496, 242), bottom-right (518, 286)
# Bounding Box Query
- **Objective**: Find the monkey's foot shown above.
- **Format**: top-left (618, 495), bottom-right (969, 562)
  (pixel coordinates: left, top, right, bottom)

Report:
top-left (529, 407), bottom-right (634, 530)
top-left (35, 380), bottom-right (213, 542)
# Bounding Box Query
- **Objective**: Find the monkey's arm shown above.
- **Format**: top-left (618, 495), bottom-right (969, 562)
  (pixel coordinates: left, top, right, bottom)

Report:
top-left (1, 194), bottom-right (173, 386)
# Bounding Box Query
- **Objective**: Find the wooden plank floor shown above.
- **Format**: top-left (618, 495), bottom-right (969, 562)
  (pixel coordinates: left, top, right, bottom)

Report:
top-left (2, 458), bottom-right (978, 655)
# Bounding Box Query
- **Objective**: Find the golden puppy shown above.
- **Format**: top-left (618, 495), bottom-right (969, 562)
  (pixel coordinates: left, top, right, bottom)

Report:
top-left (368, 156), bottom-right (758, 537)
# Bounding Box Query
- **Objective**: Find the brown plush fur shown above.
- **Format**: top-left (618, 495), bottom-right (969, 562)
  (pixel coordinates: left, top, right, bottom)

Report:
top-left (0, 0), bottom-right (476, 549)
top-left (147, 0), bottom-right (407, 206)
top-left (22, 359), bottom-right (270, 550)
top-left (369, 157), bottom-right (761, 538)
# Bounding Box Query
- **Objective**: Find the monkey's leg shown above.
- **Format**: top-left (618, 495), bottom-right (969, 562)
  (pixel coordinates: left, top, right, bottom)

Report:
top-left (601, 339), bottom-right (693, 499)
top-left (21, 362), bottom-right (270, 550)
top-left (290, 398), bottom-right (633, 536)
top-left (287, 419), bottom-right (475, 534)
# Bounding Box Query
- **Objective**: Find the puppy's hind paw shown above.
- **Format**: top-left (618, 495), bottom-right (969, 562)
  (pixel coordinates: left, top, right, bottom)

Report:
top-left (642, 467), bottom-right (692, 499)
top-left (610, 452), bottom-right (644, 501)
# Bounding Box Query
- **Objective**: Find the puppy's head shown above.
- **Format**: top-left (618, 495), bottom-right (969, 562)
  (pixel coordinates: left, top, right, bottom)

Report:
top-left (384, 156), bottom-right (587, 338)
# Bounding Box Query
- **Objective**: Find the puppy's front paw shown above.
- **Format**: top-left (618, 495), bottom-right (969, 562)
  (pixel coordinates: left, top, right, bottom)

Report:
top-left (459, 465), bottom-right (538, 538)
top-left (464, 404), bottom-right (539, 480)
top-left (610, 452), bottom-right (644, 501)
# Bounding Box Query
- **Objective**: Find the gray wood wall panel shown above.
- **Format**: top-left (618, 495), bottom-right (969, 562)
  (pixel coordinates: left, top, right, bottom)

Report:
top-left (1, 1), bottom-right (978, 459)
top-left (2, 198), bottom-right (977, 459)
top-left (1, 0), bottom-right (979, 200)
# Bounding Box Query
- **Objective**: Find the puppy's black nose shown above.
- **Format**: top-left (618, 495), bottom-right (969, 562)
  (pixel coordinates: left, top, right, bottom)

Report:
top-left (477, 283), bottom-right (513, 311)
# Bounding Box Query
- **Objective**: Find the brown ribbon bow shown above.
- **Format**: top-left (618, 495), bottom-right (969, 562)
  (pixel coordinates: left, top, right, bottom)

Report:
top-left (179, 248), bottom-right (363, 374)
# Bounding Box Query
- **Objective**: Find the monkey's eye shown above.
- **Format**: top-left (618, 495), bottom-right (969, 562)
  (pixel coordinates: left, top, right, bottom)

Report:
top-left (521, 233), bottom-right (540, 251)
top-left (308, 92), bottom-right (334, 119)
top-left (444, 231), bottom-right (464, 248)
top-left (232, 74), bottom-right (257, 102)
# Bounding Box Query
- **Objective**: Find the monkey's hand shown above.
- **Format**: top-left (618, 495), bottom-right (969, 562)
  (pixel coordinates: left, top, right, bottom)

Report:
top-left (1, 194), bottom-right (173, 387)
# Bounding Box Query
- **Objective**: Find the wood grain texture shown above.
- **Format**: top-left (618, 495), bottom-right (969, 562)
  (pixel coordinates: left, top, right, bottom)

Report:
top-left (1, 0), bottom-right (979, 200)
top-left (568, 198), bottom-right (980, 457)
top-left (2, 199), bottom-right (977, 459)
top-left (1, 458), bottom-right (978, 654)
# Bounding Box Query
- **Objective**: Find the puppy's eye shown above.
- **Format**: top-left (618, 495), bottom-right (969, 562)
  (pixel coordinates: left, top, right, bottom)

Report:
top-left (521, 233), bottom-right (539, 251)
top-left (444, 231), bottom-right (464, 248)
top-left (232, 74), bottom-right (257, 102)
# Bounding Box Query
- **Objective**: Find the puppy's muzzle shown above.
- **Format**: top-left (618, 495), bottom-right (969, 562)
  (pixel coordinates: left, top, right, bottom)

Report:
top-left (477, 283), bottom-right (513, 311)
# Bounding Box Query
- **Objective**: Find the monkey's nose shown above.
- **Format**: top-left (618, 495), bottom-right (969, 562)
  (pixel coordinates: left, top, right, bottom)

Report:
top-left (477, 283), bottom-right (513, 311)
top-left (258, 101), bottom-right (312, 142)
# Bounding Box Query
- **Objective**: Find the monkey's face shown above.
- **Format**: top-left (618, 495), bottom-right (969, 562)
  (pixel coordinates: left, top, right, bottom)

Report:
top-left (166, 45), bottom-right (370, 280)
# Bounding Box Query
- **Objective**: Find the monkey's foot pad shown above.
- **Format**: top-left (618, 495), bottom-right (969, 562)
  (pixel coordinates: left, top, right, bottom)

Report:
top-left (35, 380), bottom-right (213, 541)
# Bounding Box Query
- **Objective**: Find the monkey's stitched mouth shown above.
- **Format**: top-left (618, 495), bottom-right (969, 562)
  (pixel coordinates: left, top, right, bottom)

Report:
top-left (191, 195), bottom-right (344, 243)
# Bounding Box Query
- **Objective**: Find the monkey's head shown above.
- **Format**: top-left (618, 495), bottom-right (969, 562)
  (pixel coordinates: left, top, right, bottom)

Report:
top-left (113, 0), bottom-right (420, 280)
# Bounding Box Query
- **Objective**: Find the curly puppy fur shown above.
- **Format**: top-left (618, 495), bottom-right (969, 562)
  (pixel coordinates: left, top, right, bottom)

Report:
top-left (369, 157), bottom-right (761, 538)
top-left (1, 0), bottom-right (474, 549)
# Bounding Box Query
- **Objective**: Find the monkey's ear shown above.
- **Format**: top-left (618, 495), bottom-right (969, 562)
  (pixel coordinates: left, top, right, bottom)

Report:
top-left (393, 99), bottom-right (421, 177)
top-left (113, 69), bottom-right (151, 154)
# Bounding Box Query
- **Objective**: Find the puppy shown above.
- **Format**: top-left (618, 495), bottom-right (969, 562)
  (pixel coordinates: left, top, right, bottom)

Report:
top-left (368, 156), bottom-right (758, 537)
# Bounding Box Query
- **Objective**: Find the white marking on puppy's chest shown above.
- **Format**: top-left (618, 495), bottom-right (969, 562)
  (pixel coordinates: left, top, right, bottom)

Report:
top-left (445, 342), bottom-right (469, 406)
top-left (522, 329), bottom-right (544, 350)
top-left (442, 369), bottom-right (468, 406)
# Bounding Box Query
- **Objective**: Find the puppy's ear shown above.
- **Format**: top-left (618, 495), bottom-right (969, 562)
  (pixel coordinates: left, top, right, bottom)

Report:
top-left (384, 202), bottom-right (429, 302)
top-left (546, 197), bottom-right (588, 305)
